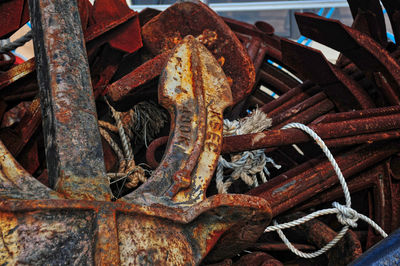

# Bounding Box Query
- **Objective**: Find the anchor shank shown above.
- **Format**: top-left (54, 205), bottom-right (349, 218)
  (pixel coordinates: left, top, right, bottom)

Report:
top-left (28, 0), bottom-right (111, 200)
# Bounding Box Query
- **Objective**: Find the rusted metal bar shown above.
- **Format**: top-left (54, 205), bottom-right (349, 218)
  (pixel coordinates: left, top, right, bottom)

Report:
top-left (347, 0), bottom-right (387, 45)
top-left (0, 0), bottom-right (30, 38)
top-left (261, 82), bottom-right (314, 116)
top-left (106, 52), bottom-right (169, 109)
top-left (222, 113), bottom-right (400, 153)
top-left (140, 1), bottom-right (255, 105)
top-left (251, 242), bottom-right (316, 252)
top-left (281, 39), bottom-right (375, 110)
top-left (258, 69), bottom-right (291, 94)
top-left (260, 60), bottom-right (301, 88)
top-left (276, 212), bottom-right (362, 264)
top-left (248, 141), bottom-right (400, 216)
top-left (270, 92), bottom-right (329, 127)
top-left (147, 117), bottom-right (400, 168)
top-left (313, 105), bottom-right (400, 124)
top-left (222, 16), bottom-right (281, 50)
top-left (296, 163), bottom-right (394, 234)
top-left (373, 72), bottom-right (400, 105)
top-left (232, 252), bottom-right (283, 266)
top-left (273, 98), bottom-right (334, 129)
top-left (0, 58), bottom-right (35, 89)
top-left (295, 12), bottom-right (400, 96)
top-left (29, 0), bottom-right (111, 200)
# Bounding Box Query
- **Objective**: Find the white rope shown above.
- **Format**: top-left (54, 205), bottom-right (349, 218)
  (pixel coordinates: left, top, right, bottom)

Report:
top-left (264, 122), bottom-right (388, 259)
top-left (0, 31), bottom-right (32, 54)
top-left (216, 109), bottom-right (280, 193)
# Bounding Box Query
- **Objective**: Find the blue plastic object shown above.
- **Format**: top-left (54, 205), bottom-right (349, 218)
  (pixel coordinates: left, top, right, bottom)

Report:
top-left (350, 228), bottom-right (400, 265)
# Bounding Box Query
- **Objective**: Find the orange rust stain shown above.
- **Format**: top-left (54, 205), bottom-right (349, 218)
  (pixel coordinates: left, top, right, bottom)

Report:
top-left (0, 212), bottom-right (19, 264)
top-left (55, 110), bottom-right (73, 124)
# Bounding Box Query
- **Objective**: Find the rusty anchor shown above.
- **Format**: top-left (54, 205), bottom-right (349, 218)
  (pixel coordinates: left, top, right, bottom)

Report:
top-left (0, 0), bottom-right (272, 264)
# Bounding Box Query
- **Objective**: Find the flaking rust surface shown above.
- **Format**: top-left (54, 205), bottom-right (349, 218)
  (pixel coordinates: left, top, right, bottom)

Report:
top-left (172, 36), bottom-right (233, 204)
top-left (118, 214), bottom-right (194, 265)
top-left (0, 27), bottom-right (272, 264)
top-left (0, 210), bottom-right (95, 265)
top-left (141, 1), bottom-right (255, 104)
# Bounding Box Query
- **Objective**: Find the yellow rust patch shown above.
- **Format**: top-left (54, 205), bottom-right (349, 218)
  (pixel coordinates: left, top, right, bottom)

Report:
top-left (118, 214), bottom-right (194, 265)
top-left (0, 212), bottom-right (20, 264)
top-left (252, 132), bottom-right (266, 146)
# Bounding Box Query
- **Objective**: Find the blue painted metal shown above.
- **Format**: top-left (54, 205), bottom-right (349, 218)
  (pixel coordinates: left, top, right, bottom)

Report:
top-left (350, 228), bottom-right (400, 265)
top-left (387, 32), bottom-right (396, 43)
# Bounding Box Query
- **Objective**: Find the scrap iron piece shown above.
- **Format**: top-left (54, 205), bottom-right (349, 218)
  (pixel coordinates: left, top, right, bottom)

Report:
top-left (123, 35), bottom-right (208, 199)
top-left (295, 12), bottom-right (400, 97)
top-left (29, 0), bottom-right (111, 200)
top-left (0, 0), bottom-right (30, 38)
top-left (0, 5), bottom-right (272, 263)
top-left (222, 111), bottom-right (400, 153)
top-left (281, 39), bottom-right (375, 111)
top-left (85, 0), bottom-right (142, 54)
top-left (297, 162), bottom-right (397, 243)
top-left (0, 58), bottom-right (35, 89)
top-left (140, 1), bottom-right (255, 105)
top-left (106, 51), bottom-right (170, 110)
top-left (248, 141), bottom-right (400, 217)
top-left (347, 0), bottom-right (387, 45)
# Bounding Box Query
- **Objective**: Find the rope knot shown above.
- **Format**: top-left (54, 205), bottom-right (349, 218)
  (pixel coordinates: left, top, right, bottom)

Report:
top-left (125, 162), bottom-right (146, 189)
top-left (332, 202), bottom-right (358, 228)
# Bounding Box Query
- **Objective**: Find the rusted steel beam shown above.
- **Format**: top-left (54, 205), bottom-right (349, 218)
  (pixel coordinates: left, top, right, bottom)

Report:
top-left (29, 0), bottom-right (111, 200)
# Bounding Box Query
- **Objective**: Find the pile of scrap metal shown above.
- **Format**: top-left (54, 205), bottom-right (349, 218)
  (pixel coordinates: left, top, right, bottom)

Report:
top-left (0, 0), bottom-right (399, 264)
